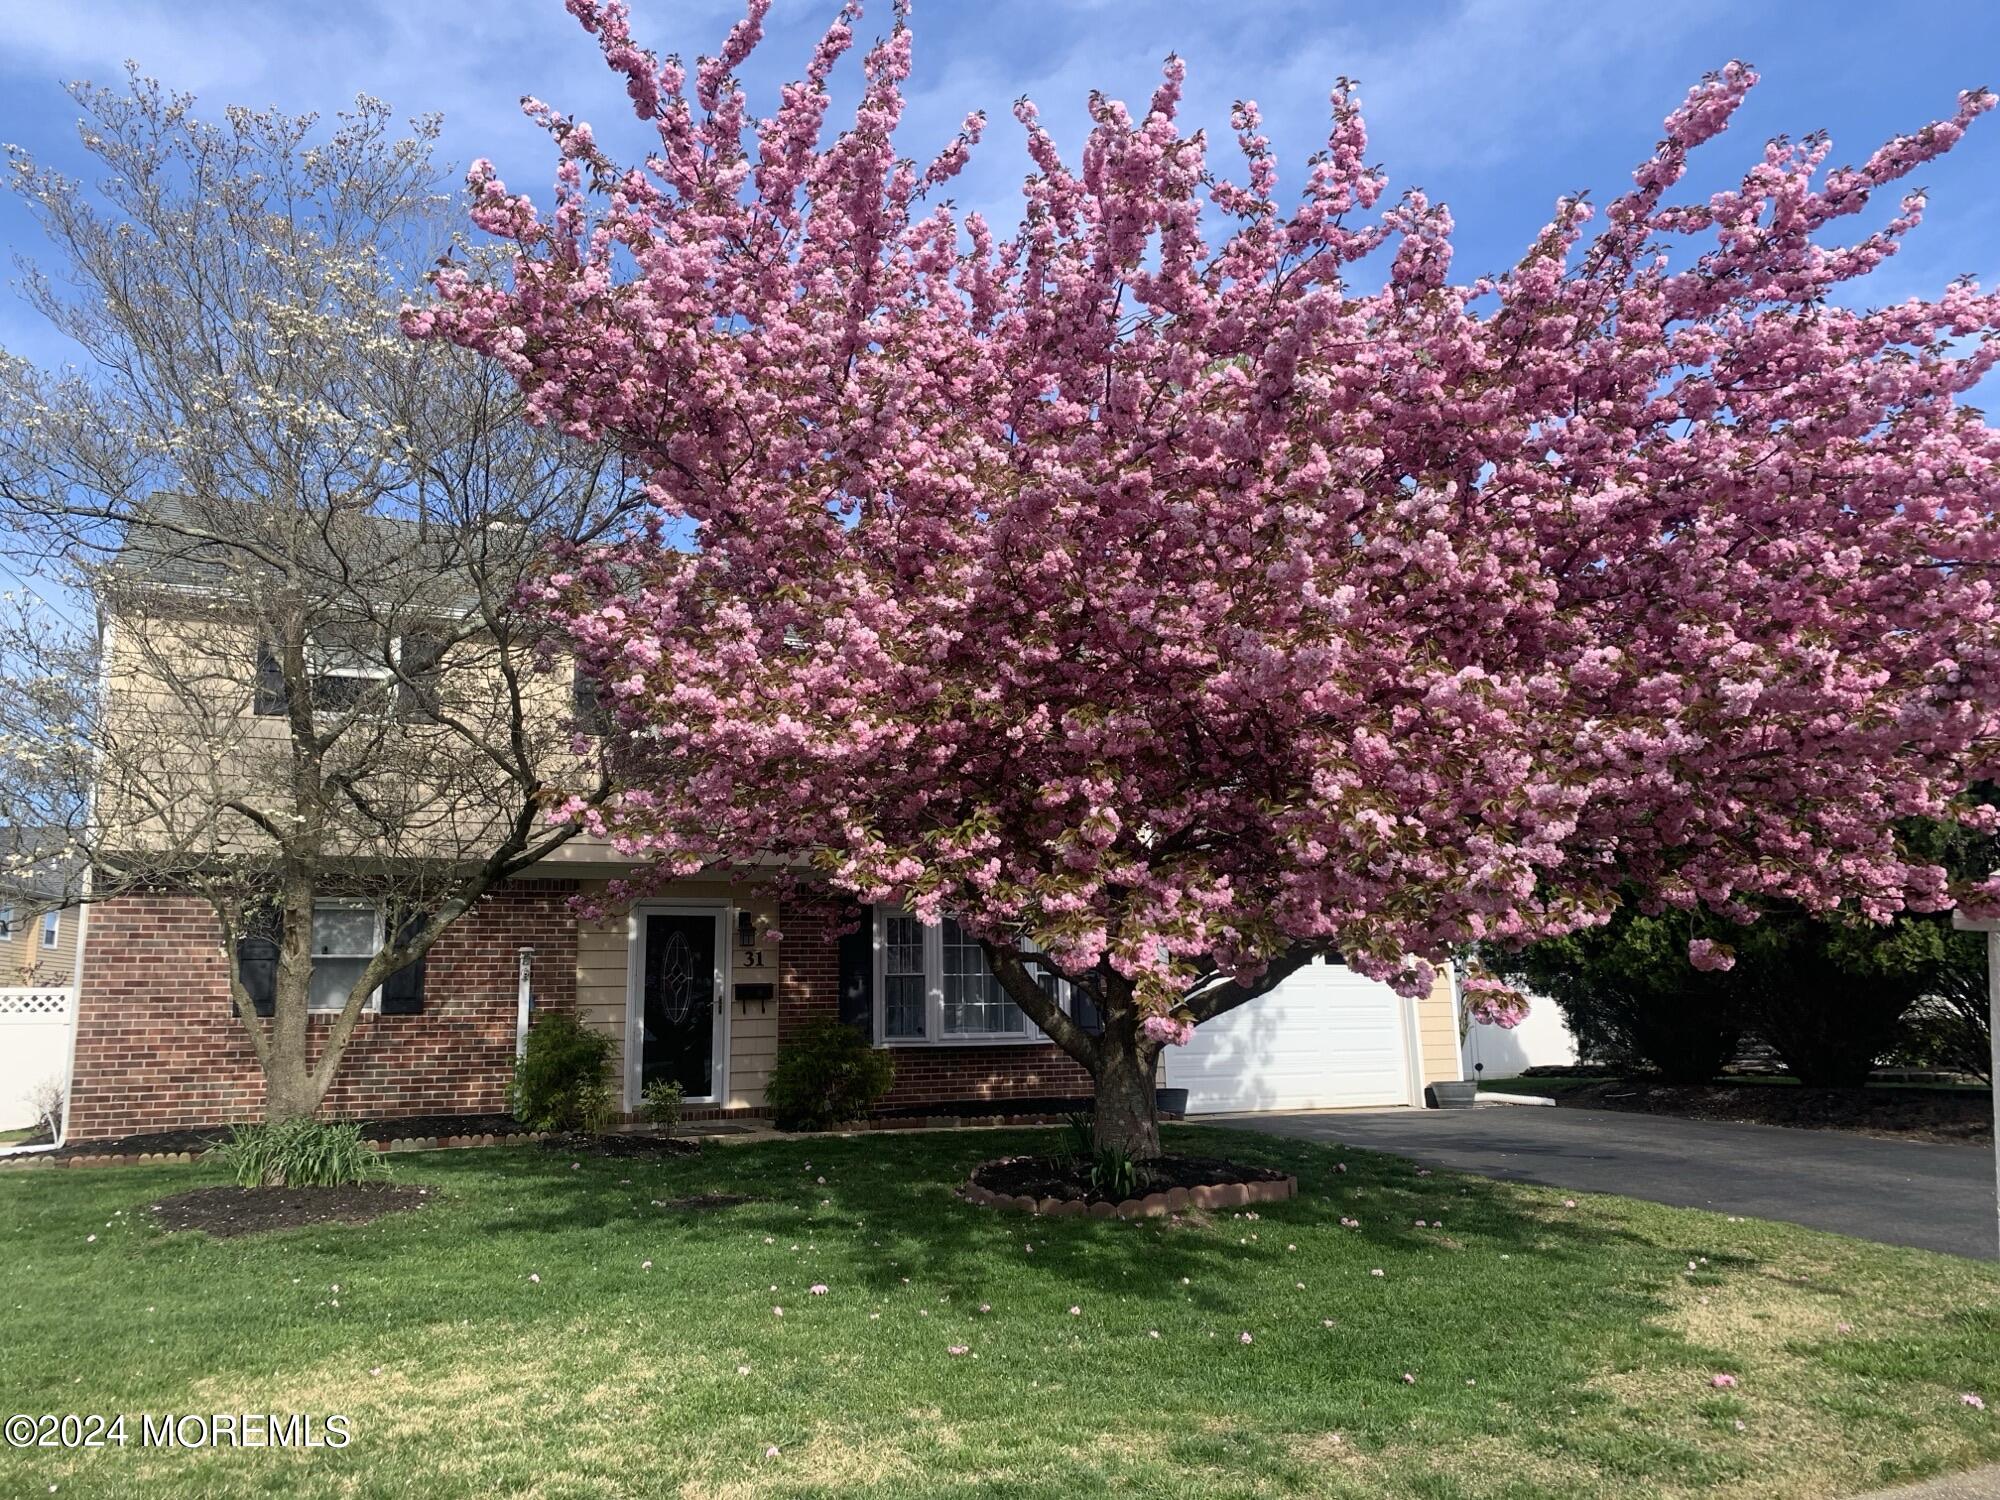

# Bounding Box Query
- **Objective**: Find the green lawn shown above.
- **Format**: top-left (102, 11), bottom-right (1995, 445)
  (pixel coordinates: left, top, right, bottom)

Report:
top-left (2, 1126), bottom-right (1995, 1499)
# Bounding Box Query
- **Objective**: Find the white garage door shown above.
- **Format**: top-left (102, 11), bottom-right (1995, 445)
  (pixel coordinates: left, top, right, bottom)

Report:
top-left (1163, 959), bottom-right (1417, 1113)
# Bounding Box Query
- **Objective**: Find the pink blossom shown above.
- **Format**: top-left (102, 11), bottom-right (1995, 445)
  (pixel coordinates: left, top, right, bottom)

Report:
top-left (1963, 1393), bottom-right (1987, 1410)
top-left (1688, 939), bottom-right (1737, 973)
top-left (809, 1284), bottom-right (828, 1295)
top-left (415, 2), bottom-right (2000, 1131)
top-left (1710, 1374), bottom-right (1737, 1389)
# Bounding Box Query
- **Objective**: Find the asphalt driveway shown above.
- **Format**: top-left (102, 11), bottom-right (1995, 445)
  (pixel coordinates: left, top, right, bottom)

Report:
top-left (1222, 1103), bottom-right (1998, 1260)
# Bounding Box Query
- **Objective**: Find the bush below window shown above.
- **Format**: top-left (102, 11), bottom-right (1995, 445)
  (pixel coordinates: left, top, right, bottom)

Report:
top-left (764, 1020), bottom-right (895, 1131)
top-left (641, 1078), bottom-right (685, 1134)
top-left (513, 1013), bottom-right (616, 1133)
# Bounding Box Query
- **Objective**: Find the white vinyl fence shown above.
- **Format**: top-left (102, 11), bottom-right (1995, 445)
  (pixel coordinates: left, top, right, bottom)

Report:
top-left (0, 987), bottom-right (74, 1134)
top-left (1460, 989), bottom-right (1578, 1080)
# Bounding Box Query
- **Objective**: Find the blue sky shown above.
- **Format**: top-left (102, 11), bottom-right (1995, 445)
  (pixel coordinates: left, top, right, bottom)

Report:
top-left (2, 0), bottom-right (1997, 375)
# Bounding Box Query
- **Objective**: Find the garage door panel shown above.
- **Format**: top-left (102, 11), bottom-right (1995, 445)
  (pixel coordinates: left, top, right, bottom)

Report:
top-left (1164, 962), bottom-right (1414, 1113)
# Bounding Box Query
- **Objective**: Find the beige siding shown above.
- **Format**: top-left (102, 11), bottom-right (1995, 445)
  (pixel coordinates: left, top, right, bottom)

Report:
top-left (0, 902), bottom-right (80, 987)
top-left (1414, 969), bottom-right (1462, 1086)
top-left (572, 878), bottom-right (783, 1112)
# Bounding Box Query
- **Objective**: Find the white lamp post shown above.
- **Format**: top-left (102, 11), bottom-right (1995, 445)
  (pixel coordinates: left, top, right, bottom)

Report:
top-left (1950, 913), bottom-right (2000, 1255)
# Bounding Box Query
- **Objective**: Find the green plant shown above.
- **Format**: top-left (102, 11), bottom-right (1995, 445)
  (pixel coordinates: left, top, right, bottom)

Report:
top-left (210, 1118), bottom-right (387, 1188)
top-left (641, 1078), bottom-right (685, 1133)
top-left (1087, 1144), bottom-right (1143, 1200)
top-left (763, 1020), bottom-right (895, 1131)
top-left (1061, 1110), bottom-right (1094, 1159)
top-left (513, 1013), bottom-right (617, 1133)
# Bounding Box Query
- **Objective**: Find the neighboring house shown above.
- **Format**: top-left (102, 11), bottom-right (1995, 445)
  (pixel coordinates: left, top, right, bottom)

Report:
top-left (62, 513), bottom-right (1465, 1141)
top-left (0, 829), bottom-right (83, 987)
top-left (0, 829), bottom-right (84, 1133)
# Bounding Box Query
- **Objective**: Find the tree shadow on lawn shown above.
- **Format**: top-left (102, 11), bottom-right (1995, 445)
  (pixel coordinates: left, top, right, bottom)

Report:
top-left (422, 1123), bottom-right (1756, 1318)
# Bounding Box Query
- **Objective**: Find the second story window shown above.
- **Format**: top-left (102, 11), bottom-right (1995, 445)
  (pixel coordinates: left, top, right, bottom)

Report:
top-left (40, 911), bottom-right (59, 949)
top-left (310, 630), bottom-right (393, 710)
top-left (571, 662), bottom-right (608, 735)
top-left (254, 630), bottom-right (447, 720)
top-left (0, 904), bottom-right (13, 940)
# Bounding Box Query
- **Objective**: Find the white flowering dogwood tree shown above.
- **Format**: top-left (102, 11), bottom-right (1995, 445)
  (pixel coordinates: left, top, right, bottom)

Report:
top-left (0, 77), bottom-right (636, 1121)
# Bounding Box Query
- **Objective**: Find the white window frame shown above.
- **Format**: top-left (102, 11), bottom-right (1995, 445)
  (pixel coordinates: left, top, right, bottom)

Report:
top-left (308, 899), bottom-right (383, 1014)
top-left (40, 910), bottom-right (59, 949)
top-left (272, 630), bottom-right (442, 718)
top-left (872, 907), bottom-right (1085, 1048)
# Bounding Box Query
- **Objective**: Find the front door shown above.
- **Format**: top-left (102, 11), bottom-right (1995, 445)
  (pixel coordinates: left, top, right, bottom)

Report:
top-left (639, 911), bottom-right (721, 1101)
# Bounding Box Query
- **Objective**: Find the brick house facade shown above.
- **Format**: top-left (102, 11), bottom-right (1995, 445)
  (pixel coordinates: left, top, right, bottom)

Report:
top-left (65, 877), bottom-right (1105, 1140)
top-left (66, 882), bottom-right (580, 1140)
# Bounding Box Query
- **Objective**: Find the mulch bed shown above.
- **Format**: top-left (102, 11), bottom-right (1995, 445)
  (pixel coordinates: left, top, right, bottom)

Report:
top-left (972, 1153), bottom-right (1290, 1207)
top-left (44, 1112), bottom-right (538, 1162)
top-left (149, 1184), bottom-right (431, 1238)
top-left (1545, 1080), bottom-right (1993, 1144)
top-left (539, 1131), bottom-right (703, 1159)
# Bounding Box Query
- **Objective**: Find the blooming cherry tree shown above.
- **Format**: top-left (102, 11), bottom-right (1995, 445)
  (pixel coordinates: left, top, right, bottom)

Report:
top-left (414, 0), bottom-right (2000, 1157)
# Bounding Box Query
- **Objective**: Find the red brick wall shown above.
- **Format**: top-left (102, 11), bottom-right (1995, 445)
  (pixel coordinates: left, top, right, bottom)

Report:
top-left (66, 882), bottom-right (578, 1142)
top-left (777, 903), bottom-right (1094, 1111)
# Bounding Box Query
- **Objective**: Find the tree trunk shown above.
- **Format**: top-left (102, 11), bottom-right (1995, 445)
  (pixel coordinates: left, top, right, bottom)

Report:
top-left (1089, 978), bottom-right (1163, 1159)
top-left (1091, 1033), bottom-right (1162, 1159)
top-left (263, 1062), bottom-right (321, 1122)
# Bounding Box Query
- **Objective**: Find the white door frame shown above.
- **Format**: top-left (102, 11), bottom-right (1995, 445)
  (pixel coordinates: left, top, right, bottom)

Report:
top-left (625, 902), bottom-right (731, 1110)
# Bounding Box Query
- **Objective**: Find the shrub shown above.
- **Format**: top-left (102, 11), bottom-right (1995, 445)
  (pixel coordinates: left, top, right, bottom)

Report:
top-left (764, 1020), bottom-right (894, 1131)
top-left (212, 1118), bottom-right (387, 1188)
top-left (513, 1013), bottom-right (617, 1133)
top-left (641, 1078), bottom-right (685, 1134)
top-left (1888, 994), bottom-right (1992, 1081)
top-left (26, 1077), bottom-right (64, 1139)
top-left (1487, 912), bottom-right (1743, 1084)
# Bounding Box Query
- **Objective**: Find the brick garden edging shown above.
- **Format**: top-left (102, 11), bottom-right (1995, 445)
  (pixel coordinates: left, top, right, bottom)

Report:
top-left (960, 1158), bottom-right (1298, 1219)
top-left (0, 1131), bottom-right (550, 1171)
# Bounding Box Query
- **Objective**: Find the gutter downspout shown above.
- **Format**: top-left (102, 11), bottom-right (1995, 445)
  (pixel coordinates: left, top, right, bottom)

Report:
top-left (515, 946), bottom-right (536, 1061)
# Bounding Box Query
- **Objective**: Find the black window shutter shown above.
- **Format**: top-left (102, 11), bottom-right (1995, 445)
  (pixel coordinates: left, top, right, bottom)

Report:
top-left (571, 663), bottom-right (606, 734)
top-left (836, 907), bottom-right (874, 1037)
top-left (1065, 976), bottom-right (1104, 1035)
top-left (379, 914), bottom-right (428, 1014)
top-left (396, 633), bottom-right (446, 721)
top-left (253, 642), bottom-right (289, 716)
top-left (236, 925), bottom-right (280, 1018)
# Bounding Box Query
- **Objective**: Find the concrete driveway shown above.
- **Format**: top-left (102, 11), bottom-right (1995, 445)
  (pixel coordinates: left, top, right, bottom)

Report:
top-left (1221, 1104), bottom-right (1997, 1260)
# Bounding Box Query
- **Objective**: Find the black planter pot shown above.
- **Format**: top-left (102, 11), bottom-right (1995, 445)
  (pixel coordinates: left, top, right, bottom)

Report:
top-left (1427, 1081), bottom-right (1479, 1110)
top-left (1155, 1087), bottom-right (1190, 1118)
